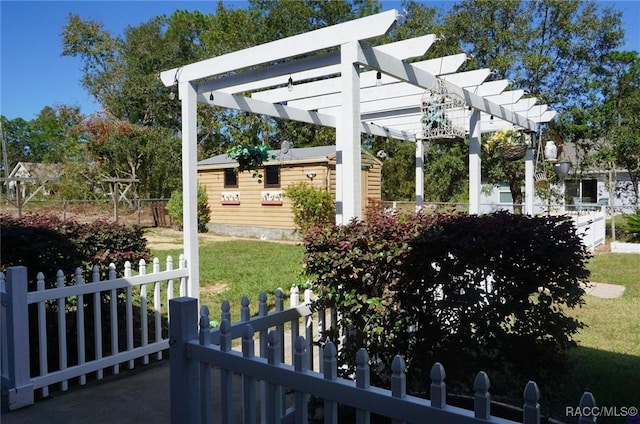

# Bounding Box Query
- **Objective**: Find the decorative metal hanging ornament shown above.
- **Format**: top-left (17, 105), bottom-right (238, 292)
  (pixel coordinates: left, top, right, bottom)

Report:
top-left (421, 79), bottom-right (466, 143)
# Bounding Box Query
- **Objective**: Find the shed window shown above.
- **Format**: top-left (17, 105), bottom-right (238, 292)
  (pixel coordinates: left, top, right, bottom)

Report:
top-left (224, 168), bottom-right (238, 188)
top-left (264, 165), bottom-right (280, 188)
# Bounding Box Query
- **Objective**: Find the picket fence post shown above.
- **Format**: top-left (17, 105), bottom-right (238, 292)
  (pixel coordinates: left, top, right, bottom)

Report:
top-left (199, 306), bottom-right (212, 424)
top-left (241, 324), bottom-right (257, 424)
top-left (169, 297), bottom-right (199, 424)
top-left (323, 341), bottom-right (338, 423)
top-left (293, 335), bottom-right (310, 424)
top-left (4, 266), bottom-right (34, 410)
top-left (266, 330), bottom-right (283, 424)
top-left (355, 348), bottom-right (371, 424)
top-left (35, 272), bottom-right (49, 398)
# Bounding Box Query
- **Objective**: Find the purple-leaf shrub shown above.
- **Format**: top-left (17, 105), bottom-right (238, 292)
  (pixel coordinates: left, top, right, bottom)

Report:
top-left (303, 210), bottom-right (590, 396)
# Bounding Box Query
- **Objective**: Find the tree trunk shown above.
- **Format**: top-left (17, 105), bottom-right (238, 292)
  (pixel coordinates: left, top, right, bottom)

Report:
top-left (510, 179), bottom-right (523, 215)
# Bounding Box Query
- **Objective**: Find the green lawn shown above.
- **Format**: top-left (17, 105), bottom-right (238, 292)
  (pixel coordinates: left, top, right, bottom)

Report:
top-left (553, 252), bottom-right (640, 422)
top-left (153, 240), bottom-right (306, 321)
top-left (151, 241), bottom-right (639, 421)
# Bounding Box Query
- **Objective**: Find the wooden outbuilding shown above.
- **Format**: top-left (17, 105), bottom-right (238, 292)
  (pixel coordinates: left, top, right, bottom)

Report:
top-left (197, 145), bottom-right (382, 239)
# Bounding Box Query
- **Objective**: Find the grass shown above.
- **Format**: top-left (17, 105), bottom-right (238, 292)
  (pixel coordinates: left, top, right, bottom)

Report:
top-left (551, 252), bottom-right (640, 422)
top-left (152, 239), bottom-right (306, 322)
top-left (151, 238), bottom-right (639, 422)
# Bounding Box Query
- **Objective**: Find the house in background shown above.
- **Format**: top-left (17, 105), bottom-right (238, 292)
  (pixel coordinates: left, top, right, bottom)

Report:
top-left (480, 142), bottom-right (637, 214)
top-left (197, 145), bottom-right (382, 239)
top-left (6, 162), bottom-right (63, 202)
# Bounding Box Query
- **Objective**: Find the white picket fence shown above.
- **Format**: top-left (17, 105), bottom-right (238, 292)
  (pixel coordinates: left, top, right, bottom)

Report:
top-left (169, 294), bottom-right (599, 424)
top-left (570, 210), bottom-right (606, 251)
top-left (0, 256), bottom-right (189, 410)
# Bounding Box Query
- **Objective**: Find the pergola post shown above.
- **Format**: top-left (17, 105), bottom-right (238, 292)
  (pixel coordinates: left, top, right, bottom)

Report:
top-left (180, 81), bottom-right (200, 301)
top-left (415, 139), bottom-right (424, 212)
top-left (469, 109), bottom-right (482, 214)
top-left (337, 41), bottom-right (362, 224)
top-left (525, 145), bottom-right (535, 215)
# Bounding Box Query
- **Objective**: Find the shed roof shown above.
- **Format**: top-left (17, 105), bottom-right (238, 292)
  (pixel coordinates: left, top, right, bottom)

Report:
top-left (199, 144), bottom-right (371, 169)
top-left (8, 162), bottom-right (63, 180)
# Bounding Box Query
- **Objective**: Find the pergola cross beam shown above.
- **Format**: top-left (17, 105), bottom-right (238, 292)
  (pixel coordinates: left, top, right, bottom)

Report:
top-left (355, 41), bottom-right (539, 131)
top-left (160, 10), bottom-right (399, 86)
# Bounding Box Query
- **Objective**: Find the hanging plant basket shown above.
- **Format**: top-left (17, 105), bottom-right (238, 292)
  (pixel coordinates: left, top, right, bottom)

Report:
top-left (534, 171), bottom-right (549, 190)
top-left (226, 144), bottom-right (274, 172)
top-left (534, 171), bottom-right (548, 183)
top-left (552, 161), bottom-right (571, 175)
top-left (498, 144), bottom-right (528, 161)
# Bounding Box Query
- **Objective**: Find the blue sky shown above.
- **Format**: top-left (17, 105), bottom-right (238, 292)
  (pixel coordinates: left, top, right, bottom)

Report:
top-left (1, 0), bottom-right (639, 121)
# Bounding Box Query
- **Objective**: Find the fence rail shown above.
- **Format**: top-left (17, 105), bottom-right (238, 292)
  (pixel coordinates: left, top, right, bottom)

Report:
top-left (169, 296), bottom-right (598, 424)
top-left (0, 257), bottom-right (188, 411)
top-left (0, 198), bottom-right (171, 227)
top-left (572, 210), bottom-right (606, 251)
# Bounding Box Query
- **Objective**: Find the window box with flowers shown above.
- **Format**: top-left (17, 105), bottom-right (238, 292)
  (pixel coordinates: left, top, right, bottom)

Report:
top-left (261, 190), bottom-right (283, 205)
top-left (221, 191), bottom-right (240, 205)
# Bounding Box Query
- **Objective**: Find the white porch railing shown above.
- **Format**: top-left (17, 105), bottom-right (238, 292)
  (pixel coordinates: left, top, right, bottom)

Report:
top-left (0, 256), bottom-right (188, 410)
top-left (169, 295), bottom-right (598, 424)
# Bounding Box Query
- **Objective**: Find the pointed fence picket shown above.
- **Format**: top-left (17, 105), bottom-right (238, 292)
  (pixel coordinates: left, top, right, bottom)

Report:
top-left (0, 256), bottom-right (188, 410)
top-left (169, 294), bottom-right (600, 424)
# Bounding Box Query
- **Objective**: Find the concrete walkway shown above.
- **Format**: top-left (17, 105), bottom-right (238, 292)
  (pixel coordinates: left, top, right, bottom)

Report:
top-left (581, 281), bottom-right (626, 299)
top-left (0, 361), bottom-right (251, 424)
top-left (1, 281), bottom-right (626, 424)
top-left (1, 361), bottom-right (175, 424)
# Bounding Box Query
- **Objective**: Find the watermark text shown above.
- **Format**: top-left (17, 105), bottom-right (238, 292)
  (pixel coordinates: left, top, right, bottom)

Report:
top-left (566, 406), bottom-right (638, 418)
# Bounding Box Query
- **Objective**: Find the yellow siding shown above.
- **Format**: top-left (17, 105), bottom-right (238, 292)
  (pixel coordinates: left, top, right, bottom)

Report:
top-left (199, 164), bottom-right (331, 229)
top-left (198, 153), bottom-right (381, 231)
top-left (367, 158), bottom-right (383, 200)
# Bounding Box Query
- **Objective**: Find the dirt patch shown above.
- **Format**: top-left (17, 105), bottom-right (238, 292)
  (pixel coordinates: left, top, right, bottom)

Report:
top-left (144, 227), bottom-right (300, 250)
top-left (200, 282), bottom-right (230, 296)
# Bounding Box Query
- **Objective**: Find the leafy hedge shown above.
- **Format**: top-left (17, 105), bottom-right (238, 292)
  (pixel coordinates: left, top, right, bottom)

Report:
top-left (625, 209), bottom-right (640, 242)
top-left (303, 210), bottom-right (590, 397)
top-left (0, 213), bottom-right (150, 287)
top-left (166, 185), bottom-right (211, 233)
top-left (284, 182), bottom-right (335, 233)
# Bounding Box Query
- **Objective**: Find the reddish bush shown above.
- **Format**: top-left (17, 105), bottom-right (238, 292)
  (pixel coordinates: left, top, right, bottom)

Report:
top-left (303, 210), bottom-right (590, 397)
top-left (1, 213), bottom-right (150, 287)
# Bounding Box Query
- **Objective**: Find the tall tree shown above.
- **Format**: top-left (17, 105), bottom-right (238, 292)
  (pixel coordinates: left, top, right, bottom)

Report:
top-left (599, 51), bottom-right (640, 205)
top-left (440, 0), bottom-right (624, 206)
top-left (0, 105), bottom-right (84, 166)
top-left (0, 116), bottom-right (31, 171)
top-left (80, 113), bottom-right (181, 199)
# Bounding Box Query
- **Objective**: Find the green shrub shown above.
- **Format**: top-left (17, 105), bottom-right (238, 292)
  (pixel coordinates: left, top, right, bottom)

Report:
top-left (303, 210), bottom-right (590, 398)
top-left (166, 185), bottom-right (211, 233)
top-left (625, 209), bottom-right (640, 242)
top-left (284, 182), bottom-right (335, 233)
top-left (0, 213), bottom-right (150, 287)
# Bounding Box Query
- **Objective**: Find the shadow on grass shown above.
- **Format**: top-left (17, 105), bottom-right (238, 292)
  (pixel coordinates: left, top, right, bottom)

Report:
top-left (544, 346), bottom-right (640, 424)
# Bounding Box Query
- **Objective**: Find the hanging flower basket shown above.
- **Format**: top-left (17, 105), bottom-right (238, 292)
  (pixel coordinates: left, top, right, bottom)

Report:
top-left (226, 144), bottom-right (274, 172)
top-left (487, 129), bottom-right (529, 161)
top-left (534, 171), bottom-right (548, 183)
top-left (498, 144), bottom-right (528, 161)
top-left (534, 171), bottom-right (549, 190)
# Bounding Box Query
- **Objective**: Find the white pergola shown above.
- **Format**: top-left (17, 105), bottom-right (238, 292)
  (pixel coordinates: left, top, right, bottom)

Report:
top-left (160, 9), bottom-right (555, 298)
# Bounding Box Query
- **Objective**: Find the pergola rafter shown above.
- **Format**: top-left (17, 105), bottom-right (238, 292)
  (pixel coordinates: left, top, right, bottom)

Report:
top-left (160, 9), bottom-right (557, 299)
